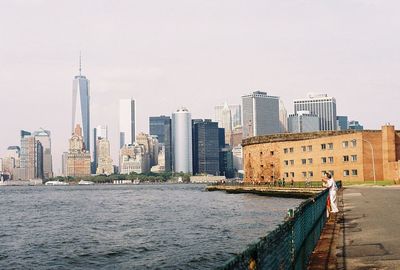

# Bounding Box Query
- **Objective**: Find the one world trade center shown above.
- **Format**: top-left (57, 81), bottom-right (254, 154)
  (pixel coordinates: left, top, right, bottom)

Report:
top-left (72, 55), bottom-right (90, 151)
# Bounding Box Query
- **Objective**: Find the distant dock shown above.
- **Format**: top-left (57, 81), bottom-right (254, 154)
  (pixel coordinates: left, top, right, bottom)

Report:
top-left (206, 185), bottom-right (325, 199)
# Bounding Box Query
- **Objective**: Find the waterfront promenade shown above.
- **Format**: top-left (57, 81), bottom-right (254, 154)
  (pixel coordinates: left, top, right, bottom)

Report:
top-left (337, 186), bottom-right (400, 269)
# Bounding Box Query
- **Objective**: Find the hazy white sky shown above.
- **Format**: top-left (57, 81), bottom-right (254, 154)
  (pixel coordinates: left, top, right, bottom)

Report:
top-left (1, 0), bottom-right (400, 174)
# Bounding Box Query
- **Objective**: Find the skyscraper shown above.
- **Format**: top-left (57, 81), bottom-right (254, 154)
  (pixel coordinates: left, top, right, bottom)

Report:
top-left (119, 98), bottom-right (135, 148)
top-left (67, 124), bottom-right (91, 177)
top-left (192, 119), bottom-right (220, 175)
top-left (279, 100), bottom-right (288, 133)
top-left (288, 111), bottom-right (320, 133)
top-left (149, 116), bottom-right (172, 171)
top-left (19, 130), bottom-right (43, 180)
top-left (294, 93), bottom-right (337, 131)
top-left (349, 120), bottom-right (364, 130)
top-left (72, 55), bottom-right (90, 151)
top-left (337, 116), bottom-right (349, 131)
top-left (242, 91), bottom-right (280, 138)
top-left (33, 129), bottom-right (53, 179)
top-left (214, 103), bottom-right (242, 129)
top-left (95, 137), bottom-right (113, 175)
top-left (93, 125), bottom-right (108, 172)
top-left (172, 107), bottom-right (192, 173)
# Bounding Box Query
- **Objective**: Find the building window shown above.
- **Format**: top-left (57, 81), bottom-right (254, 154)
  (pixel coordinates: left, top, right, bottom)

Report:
top-left (328, 143), bottom-right (334, 150)
top-left (351, 155), bottom-right (357, 162)
top-left (351, 140), bottom-right (357, 147)
top-left (301, 159), bottom-right (307, 165)
top-left (321, 157), bottom-right (327, 164)
top-left (270, 163), bottom-right (274, 168)
top-left (284, 172), bottom-right (289, 178)
top-left (302, 171), bottom-right (307, 177)
top-left (270, 151), bottom-right (275, 156)
top-left (260, 164), bottom-right (264, 168)
top-left (307, 145), bottom-right (313, 152)
top-left (328, 157), bottom-right (334, 163)
top-left (260, 151), bottom-right (263, 155)
top-left (309, 171), bottom-right (314, 177)
top-left (284, 148), bottom-right (288, 154)
top-left (321, 144), bottom-right (326, 150)
top-left (343, 170), bottom-right (350, 177)
top-left (308, 158), bottom-right (313, 164)
top-left (352, 169), bottom-right (358, 176)
top-left (342, 141), bottom-right (349, 148)
top-left (284, 160), bottom-right (289, 166)
top-left (321, 170), bottom-right (327, 177)
top-left (290, 172), bottom-right (295, 177)
top-left (289, 147), bottom-right (294, 153)
top-left (302, 146), bottom-right (306, 152)
top-left (290, 160), bottom-right (295, 165)
top-left (343, 155), bottom-right (349, 162)
top-left (261, 176), bottom-right (265, 180)
top-left (329, 170), bottom-right (334, 176)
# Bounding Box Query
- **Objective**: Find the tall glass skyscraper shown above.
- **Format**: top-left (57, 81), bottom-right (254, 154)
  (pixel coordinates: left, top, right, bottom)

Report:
top-left (172, 107), bottom-right (192, 173)
top-left (119, 99), bottom-right (136, 148)
top-left (149, 116), bottom-right (172, 171)
top-left (294, 93), bottom-right (337, 131)
top-left (72, 56), bottom-right (90, 151)
top-left (33, 129), bottom-right (53, 179)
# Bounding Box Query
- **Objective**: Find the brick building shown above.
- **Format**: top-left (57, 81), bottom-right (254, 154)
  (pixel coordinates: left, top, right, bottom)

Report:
top-left (243, 125), bottom-right (400, 183)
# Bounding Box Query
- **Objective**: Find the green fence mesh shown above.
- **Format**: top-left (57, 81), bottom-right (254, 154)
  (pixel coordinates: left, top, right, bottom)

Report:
top-left (218, 187), bottom-right (332, 270)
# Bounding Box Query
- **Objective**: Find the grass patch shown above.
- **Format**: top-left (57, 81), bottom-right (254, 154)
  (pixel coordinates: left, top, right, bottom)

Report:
top-left (341, 179), bottom-right (399, 186)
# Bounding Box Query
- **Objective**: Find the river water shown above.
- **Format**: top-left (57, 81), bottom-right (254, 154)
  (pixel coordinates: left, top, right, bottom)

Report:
top-left (0, 184), bottom-right (303, 269)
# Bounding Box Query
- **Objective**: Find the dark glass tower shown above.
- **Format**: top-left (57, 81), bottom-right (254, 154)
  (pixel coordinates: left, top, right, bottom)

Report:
top-left (149, 116), bottom-right (172, 171)
top-left (192, 119), bottom-right (220, 175)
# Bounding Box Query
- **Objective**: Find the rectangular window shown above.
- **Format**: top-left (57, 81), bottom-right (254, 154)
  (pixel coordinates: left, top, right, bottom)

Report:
top-left (290, 172), bottom-right (295, 177)
top-left (260, 151), bottom-right (263, 155)
top-left (307, 145), bottom-right (313, 152)
top-left (308, 171), bottom-right (314, 177)
top-left (328, 143), bottom-right (334, 150)
top-left (284, 172), bottom-right (289, 178)
top-left (308, 158), bottom-right (313, 164)
top-left (321, 157), bottom-right (327, 164)
top-left (289, 147), bottom-right (294, 153)
top-left (321, 144), bottom-right (326, 150)
top-left (302, 146), bottom-right (306, 152)
top-left (284, 148), bottom-right (288, 154)
top-left (301, 159), bottom-right (307, 165)
top-left (260, 164), bottom-right (264, 168)
top-left (284, 160), bottom-right (289, 166)
top-left (351, 155), bottom-right (357, 162)
top-left (329, 170), bottom-right (334, 176)
top-left (352, 169), bottom-right (358, 176)
top-left (351, 140), bottom-right (357, 147)
top-left (321, 170), bottom-right (327, 177)
top-left (343, 155), bottom-right (349, 162)
top-left (328, 157), bottom-right (334, 163)
top-left (290, 160), bottom-right (295, 165)
top-left (270, 151), bottom-right (275, 156)
top-left (343, 170), bottom-right (350, 177)
top-left (342, 141), bottom-right (349, 148)
top-left (302, 171), bottom-right (307, 177)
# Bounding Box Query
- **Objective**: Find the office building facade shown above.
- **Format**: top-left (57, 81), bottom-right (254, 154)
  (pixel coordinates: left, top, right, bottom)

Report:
top-left (149, 116), bottom-right (172, 171)
top-left (242, 91), bottom-right (280, 138)
top-left (288, 111), bottom-right (320, 133)
top-left (119, 99), bottom-right (136, 148)
top-left (294, 93), bottom-right (337, 131)
top-left (172, 107), bottom-right (192, 173)
top-left (33, 129), bottom-right (53, 179)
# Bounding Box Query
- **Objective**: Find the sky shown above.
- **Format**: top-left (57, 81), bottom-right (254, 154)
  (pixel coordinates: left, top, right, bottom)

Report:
top-left (1, 0), bottom-right (400, 175)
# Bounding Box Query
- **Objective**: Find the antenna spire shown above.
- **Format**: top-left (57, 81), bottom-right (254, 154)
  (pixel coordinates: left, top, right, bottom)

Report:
top-left (79, 51), bottom-right (82, 76)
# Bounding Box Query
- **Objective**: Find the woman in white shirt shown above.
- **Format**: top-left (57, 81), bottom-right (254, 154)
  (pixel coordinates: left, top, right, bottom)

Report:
top-left (322, 173), bottom-right (339, 213)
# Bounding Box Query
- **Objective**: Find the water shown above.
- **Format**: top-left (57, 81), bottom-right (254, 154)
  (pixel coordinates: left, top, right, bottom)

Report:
top-left (0, 184), bottom-right (303, 269)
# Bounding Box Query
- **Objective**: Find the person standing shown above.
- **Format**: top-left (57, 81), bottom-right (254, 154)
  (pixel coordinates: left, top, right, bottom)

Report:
top-left (322, 173), bottom-right (339, 213)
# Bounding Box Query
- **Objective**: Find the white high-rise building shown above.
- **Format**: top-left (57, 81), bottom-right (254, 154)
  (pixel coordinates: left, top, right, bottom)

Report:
top-left (172, 107), bottom-right (193, 173)
top-left (119, 99), bottom-right (136, 148)
top-left (279, 100), bottom-right (288, 133)
top-left (215, 103), bottom-right (241, 129)
top-left (294, 93), bottom-right (337, 131)
top-left (242, 91), bottom-right (280, 138)
top-left (72, 55), bottom-right (90, 151)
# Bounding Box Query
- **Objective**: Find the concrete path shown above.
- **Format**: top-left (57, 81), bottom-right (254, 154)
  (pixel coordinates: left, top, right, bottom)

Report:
top-left (337, 186), bottom-right (400, 269)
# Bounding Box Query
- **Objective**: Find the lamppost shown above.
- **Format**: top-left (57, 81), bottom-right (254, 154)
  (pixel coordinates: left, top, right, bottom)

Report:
top-left (360, 139), bottom-right (376, 184)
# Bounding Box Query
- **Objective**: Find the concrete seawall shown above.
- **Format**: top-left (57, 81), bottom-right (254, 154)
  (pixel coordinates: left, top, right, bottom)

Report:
top-left (206, 185), bottom-right (325, 199)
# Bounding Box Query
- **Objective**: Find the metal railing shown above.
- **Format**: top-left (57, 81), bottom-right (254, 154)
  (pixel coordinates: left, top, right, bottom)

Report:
top-left (217, 186), bottom-right (335, 270)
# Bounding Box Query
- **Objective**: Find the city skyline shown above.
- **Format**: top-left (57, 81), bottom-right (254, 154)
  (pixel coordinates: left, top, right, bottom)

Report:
top-left (2, 1), bottom-right (400, 174)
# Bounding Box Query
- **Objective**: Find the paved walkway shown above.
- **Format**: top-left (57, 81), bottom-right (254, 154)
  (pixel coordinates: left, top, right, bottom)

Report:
top-left (337, 186), bottom-right (400, 269)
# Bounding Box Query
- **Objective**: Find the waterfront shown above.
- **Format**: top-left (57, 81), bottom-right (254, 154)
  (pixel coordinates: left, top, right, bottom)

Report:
top-left (0, 184), bottom-right (303, 269)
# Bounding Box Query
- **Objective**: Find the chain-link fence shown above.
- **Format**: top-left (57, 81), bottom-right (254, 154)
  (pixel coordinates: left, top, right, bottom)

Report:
top-left (217, 187), bottom-right (331, 270)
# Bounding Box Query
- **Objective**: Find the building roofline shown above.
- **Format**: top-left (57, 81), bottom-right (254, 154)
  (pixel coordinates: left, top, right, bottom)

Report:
top-left (242, 129), bottom-right (396, 146)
